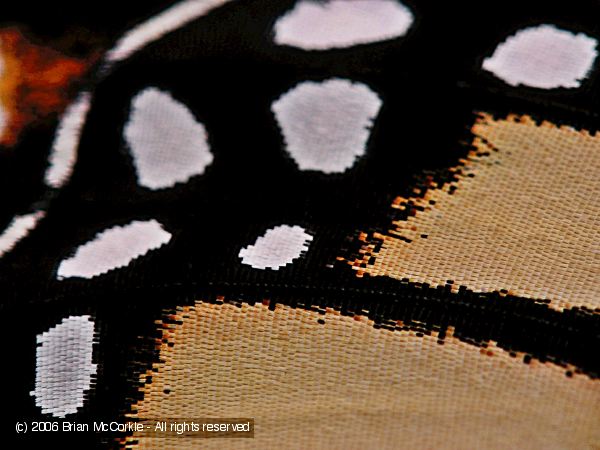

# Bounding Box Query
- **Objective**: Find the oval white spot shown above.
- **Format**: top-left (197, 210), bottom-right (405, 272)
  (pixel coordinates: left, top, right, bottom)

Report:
top-left (30, 315), bottom-right (97, 417)
top-left (57, 219), bottom-right (172, 279)
top-left (482, 25), bottom-right (598, 89)
top-left (239, 225), bottom-right (313, 270)
top-left (50, 0), bottom-right (235, 187)
top-left (272, 78), bottom-right (382, 173)
top-left (0, 211), bottom-right (45, 257)
top-left (45, 92), bottom-right (92, 188)
top-left (124, 88), bottom-right (213, 190)
top-left (274, 0), bottom-right (413, 50)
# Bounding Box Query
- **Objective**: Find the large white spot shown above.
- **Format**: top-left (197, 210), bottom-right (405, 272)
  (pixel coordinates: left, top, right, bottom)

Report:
top-left (30, 315), bottom-right (96, 417)
top-left (482, 25), bottom-right (598, 89)
top-left (104, 0), bottom-right (233, 67)
top-left (272, 78), bottom-right (382, 173)
top-left (239, 225), bottom-right (313, 270)
top-left (45, 92), bottom-right (92, 188)
top-left (0, 211), bottom-right (45, 257)
top-left (273, 0), bottom-right (413, 50)
top-left (46, 0), bottom-right (236, 186)
top-left (124, 88), bottom-right (213, 190)
top-left (57, 219), bottom-right (172, 279)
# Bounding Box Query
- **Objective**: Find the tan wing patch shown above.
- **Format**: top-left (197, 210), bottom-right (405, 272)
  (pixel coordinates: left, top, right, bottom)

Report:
top-left (352, 114), bottom-right (600, 311)
top-left (122, 301), bottom-right (600, 449)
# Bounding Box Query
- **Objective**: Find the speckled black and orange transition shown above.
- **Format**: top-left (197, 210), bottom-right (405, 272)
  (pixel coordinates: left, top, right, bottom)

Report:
top-left (120, 301), bottom-right (600, 449)
top-left (0, 27), bottom-right (96, 146)
top-left (351, 113), bottom-right (600, 313)
top-left (119, 114), bottom-right (600, 449)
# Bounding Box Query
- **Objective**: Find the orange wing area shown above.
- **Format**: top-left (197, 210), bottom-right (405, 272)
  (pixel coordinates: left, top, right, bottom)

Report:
top-left (0, 28), bottom-right (97, 147)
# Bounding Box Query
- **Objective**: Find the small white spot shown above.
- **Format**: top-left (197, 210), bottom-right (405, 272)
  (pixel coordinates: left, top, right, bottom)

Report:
top-left (0, 211), bottom-right (45, 257)
top-left (272, 78), bottom-right (382, 173)
top-left (45, 92), bottom-right (92, 188)
top-left (239, 225), bottom-right (313, 270)
top-left (482, 25), bottom-right (598, 89)
top-left (57, 219), bottom-right (172, 279)
top-left (104, 0), bottom-right (233, 67)
top-left (124, 88), bottom-right (213, 190)
top-left (274, 0), bottom-right (413, 50)
top-left (30, 315), bottom-right (97, 417)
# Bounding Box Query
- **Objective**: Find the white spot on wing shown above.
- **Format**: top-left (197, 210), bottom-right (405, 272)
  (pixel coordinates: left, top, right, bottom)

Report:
top-left (30, 315), bottom-right (97, 417)
top-left (45, 92), bottom-right (92, 188)
top-left (0, 211), bottom-right (45, 257)
top-left (239, 225), bottom-right (313, 270)
top-left (124, 88), bottom-right (213, 190)
top-left (104, 0), bottom-right (233, 67)
top-left (272, 78), bottom-right (382, 173)
top-left (274, 0), bottom-right (413, 50)
top-left (482, 25), bottom-right (598, 89)
top-left (57, 219), bottom-right (172, 279)
top-left (46, 0), bottom-right (235, 188)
